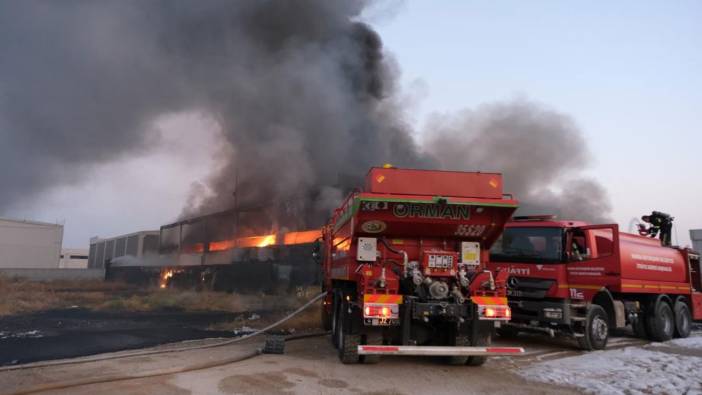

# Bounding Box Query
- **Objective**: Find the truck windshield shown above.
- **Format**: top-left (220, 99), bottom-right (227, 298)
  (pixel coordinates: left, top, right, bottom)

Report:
top-left (491, 227), bottom-right (563, 263)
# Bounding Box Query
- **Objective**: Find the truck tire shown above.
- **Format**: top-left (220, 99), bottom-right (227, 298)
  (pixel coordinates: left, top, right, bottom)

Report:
top-left (466, 329), bottom-right (491, 366)
top-left (577, 305), bottom-right (608, 351)
top-left (673, 301), bottom-right (691, 339)
top-left (361, 333), bottom-right (382, 364)
top-left (446, 335), bottom-right (469, 365)
top-left (646, 299), bottom-right (674, 342)
top-left (337, 300), bottom-right (360, 364)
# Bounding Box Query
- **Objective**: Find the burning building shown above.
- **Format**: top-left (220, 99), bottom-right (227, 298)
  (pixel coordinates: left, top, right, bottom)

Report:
top-left (106, 208), bottom-right (322, 292)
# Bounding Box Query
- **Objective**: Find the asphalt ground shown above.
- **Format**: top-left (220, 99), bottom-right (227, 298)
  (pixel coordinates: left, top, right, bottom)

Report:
top-left (0, 308), bottom-right (243, 366)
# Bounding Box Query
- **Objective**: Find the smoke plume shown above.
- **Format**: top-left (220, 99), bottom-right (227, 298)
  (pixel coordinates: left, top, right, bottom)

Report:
top-left (424, 100), bottom-right (612, 223)
top-left (0, 0), bottom-right (434, 232)
top-left (0, 1), bottom-right (610, 231)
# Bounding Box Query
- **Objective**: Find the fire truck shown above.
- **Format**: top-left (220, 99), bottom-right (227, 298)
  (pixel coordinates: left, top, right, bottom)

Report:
top-left (319, 167), bottom-right (525, 364)
top-left (487, 214), bottom-right (702, 350)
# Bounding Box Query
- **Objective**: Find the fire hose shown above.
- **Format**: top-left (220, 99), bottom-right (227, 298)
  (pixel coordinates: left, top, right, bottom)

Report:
top-left (4, 292), bottom-right (328, 395)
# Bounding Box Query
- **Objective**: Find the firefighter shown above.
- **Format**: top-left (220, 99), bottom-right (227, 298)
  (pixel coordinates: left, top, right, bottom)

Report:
top-left (641, 211), bottom-right (674, 246)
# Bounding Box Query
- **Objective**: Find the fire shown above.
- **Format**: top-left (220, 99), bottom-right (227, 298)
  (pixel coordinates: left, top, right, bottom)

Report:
top-left (159, 269), bottom-right (175, 289)
top-left (257, 234), bottom-right (276, 247)
top-left (189, 228), bottom-right (322, 253)
top-left (209, 234), bottom-right (277, 251)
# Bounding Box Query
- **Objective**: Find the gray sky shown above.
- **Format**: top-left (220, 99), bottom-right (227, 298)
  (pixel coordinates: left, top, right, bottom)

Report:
top-left (8, 0), bottom-right (702, 248)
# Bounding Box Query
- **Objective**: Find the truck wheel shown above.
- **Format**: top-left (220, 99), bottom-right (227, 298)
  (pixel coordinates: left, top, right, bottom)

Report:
top-left (577, 305), bottom-right (608, 351)
top-left (673, 301), bottom-right (691, 339)
top-left (361, 333), bottom-right (382, 364)
top-left (466, 330), bottom-right (491, 366)
top-left (646, 300), bottom-right (674, 342)
top-left (446, 335), bottom-right (469, 365)
top-left (337, 300), bottom-right (360, 364)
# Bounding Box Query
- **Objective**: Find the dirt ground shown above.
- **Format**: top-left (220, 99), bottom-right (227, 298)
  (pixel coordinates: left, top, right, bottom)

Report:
top-left (2, 331), bottom-right (642, 395)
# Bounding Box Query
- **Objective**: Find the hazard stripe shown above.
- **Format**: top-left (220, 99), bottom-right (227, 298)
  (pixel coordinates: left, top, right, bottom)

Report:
top-left (364, 294), bottom-right (403, 304)
top-left (486, 347), bottom-right (523, 354)
top-left (471, 296), bottom-right (507, 306)
top-left (360, 345), bottom-right (399, 352)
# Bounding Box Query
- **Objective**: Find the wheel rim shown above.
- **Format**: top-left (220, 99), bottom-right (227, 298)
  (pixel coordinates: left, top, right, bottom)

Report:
top-left (592, 316), bottom-right (608, 342)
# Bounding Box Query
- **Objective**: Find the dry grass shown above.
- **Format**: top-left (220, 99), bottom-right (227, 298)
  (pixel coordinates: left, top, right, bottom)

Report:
top-left (0, 275), bottom-right (323, 320)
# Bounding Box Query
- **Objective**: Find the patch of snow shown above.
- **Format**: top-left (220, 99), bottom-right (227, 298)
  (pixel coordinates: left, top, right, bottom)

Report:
top-left (0, 330), bottom-right (43, 340)
top-left (668, 334), bottom-right (702, 349)
top-left (248, 313), bottom-right (260, 321)
top-left (518, 340), bottom-right (702, 395)
top-left (231, 326), bottom-right (256, 336)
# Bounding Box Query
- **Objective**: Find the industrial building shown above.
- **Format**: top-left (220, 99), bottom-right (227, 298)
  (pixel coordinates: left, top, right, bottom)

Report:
top-left (88, 231), bottom-right (160, 269)
top-left (0, 217), bottom-right (63, 269)
top-left (691, 229), bottom-right (702, 253)
top-left (60, 248), bottom-right (89, 269)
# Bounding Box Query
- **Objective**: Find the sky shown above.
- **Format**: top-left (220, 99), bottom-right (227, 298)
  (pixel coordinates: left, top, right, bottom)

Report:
top-left (370, 1), bottom-right (702, 246)
top-left (9, 0), bottom-right (702, 248)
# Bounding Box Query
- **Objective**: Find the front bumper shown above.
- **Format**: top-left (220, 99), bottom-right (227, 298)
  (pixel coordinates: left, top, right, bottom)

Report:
top-left (508, 299), bottom-right (572, 325)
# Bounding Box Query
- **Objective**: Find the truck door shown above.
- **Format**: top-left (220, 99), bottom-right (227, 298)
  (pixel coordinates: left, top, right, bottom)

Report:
top-left (565, 224), bottom-right (620, 297)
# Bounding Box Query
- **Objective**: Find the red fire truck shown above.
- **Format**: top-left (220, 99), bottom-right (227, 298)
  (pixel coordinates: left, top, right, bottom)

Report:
top-left (487, 214), bottom-right (701, 350)
top-left (319, 167), bottom-right (524, 364)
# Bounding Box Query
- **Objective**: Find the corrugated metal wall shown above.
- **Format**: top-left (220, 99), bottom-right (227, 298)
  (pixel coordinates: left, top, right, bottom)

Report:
top-left (691, 229), bottom-right (702, 253)
top-left (0, 219), bottom-right (63, 269)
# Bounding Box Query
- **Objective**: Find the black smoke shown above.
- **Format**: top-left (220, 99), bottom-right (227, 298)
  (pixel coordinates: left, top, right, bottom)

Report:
top-left (0, 1), bottom-right (610, 231)
top-left (424, 100), bottom-right (612, 223)
top-left (0, 0), bottom-right (433, 233)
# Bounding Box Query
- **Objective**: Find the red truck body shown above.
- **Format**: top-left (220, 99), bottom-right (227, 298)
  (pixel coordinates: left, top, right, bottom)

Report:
top-left (486, 216), bottom-right (702, 350)
top-left (320, 167), bottom-right (524, 364)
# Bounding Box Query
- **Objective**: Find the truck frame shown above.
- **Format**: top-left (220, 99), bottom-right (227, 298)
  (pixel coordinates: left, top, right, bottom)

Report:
top-left (319, 167), bottom-right (525, 364)
top-left (487, 214), bottom-right (702, 350)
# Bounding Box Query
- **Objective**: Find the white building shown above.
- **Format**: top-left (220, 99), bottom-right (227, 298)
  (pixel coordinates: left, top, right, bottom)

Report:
top-left (89, 231), bottom-right (160, 269)
top-left (0, 217), bottom-right (63, 269)
top-left (60, 248), bottom-right (89, 269)
top-left (691, 229), bottom-right (702, 253)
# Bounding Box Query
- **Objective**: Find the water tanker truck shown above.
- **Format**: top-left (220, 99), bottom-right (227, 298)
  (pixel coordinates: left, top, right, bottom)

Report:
top-left (319, 167), bottom-right (525, 364)
top-left (487, 214), bottom-right (701, 350)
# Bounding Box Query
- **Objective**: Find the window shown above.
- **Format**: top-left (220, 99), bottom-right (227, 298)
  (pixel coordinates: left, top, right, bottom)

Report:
top-left (593, 229), bottom-right (614, 258)
top-left (491, 227), bottom-right (563, 263)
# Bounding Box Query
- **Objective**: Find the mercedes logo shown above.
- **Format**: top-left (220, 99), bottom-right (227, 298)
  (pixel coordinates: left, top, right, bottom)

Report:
top-left (508, 276), bottom-right (519, 288)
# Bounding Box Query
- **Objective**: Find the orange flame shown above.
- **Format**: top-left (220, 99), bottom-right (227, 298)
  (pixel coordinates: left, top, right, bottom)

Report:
top-left (159, 269), bottom-right (175, 289)
top-left (187, 228), bottom-right (322, 253)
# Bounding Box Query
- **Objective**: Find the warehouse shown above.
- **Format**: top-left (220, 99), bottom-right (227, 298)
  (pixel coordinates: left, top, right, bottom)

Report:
top-left (88, 230), bottom-right (160, 269)
top-left (0, 217), bottom-right (63, 269)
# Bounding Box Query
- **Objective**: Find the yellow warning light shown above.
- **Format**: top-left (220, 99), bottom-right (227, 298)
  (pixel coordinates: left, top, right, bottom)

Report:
top-left (382, 163), bottom-right (395, 169)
